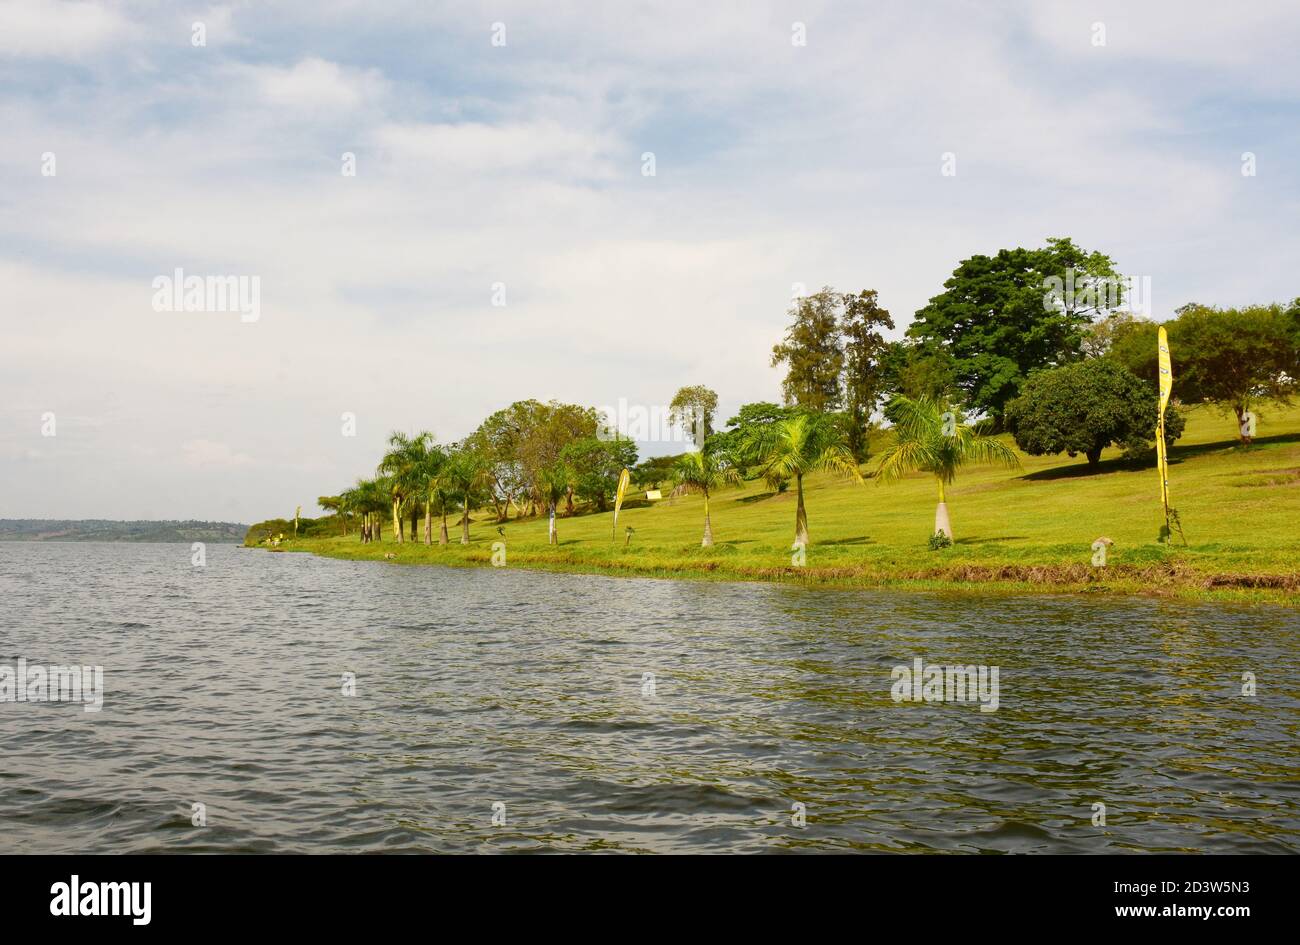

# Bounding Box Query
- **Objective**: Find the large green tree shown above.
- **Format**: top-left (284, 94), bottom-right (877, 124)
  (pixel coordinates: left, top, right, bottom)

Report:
top-left (668, 385), bottom-right (719, 446)
top-left (471, 399), bottom-right (599, 516)
top-left (907, 237), bottom-right (1124, 420)
top-left (879, 341), bottom-right (959, 403)
top-left (1169, 302), bottom-right (1299, 441)
top-left (840, 289), bottom-right (895, 461)
top-left (771, 288), bottom-right (844, 411)
top-left (560, 435), bottom-right (639, 511)
top-left (1004, 359), bottom-right (1185, 466)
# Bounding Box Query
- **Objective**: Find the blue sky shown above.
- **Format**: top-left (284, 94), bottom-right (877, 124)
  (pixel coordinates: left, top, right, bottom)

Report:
top-left (2, 0), bottom-right (1298, 522)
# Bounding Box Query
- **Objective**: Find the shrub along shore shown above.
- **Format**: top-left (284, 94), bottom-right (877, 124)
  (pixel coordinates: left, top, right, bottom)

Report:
top-left (249, 405), bottom-right (1300, 605)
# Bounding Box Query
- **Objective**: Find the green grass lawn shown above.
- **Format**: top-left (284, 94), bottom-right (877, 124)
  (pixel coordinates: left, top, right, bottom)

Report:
top-left (264, 404), bottom-right (1300, 603)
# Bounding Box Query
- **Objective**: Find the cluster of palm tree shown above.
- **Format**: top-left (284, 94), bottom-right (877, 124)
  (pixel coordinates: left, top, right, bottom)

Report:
top-left (330, 395), bottom-right (1019, 553)
top-left (337, 432), bottom-right (486, 547)
top-left (665, 397), bottom-right (1017, 547)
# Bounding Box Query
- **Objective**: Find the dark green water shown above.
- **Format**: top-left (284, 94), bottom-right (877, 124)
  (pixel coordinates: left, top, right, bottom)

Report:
top-left (1, 542), bottom-right (1296, 853)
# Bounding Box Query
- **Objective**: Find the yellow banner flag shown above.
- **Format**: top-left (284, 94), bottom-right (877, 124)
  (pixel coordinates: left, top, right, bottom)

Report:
top-left (1157, 326), bottom-right (1172, 413)
top-left (1156, 327), bottom-right (1172, 526)
top-left (612, 468), bottom-right (631, 539)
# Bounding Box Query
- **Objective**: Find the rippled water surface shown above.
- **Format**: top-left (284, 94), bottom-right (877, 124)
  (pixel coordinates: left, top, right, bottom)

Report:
top-left (1, 542), bottom-right (1297, 853)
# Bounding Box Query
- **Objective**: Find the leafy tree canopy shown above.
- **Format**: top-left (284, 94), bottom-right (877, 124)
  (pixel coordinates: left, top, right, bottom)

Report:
top-left (1004, 359), bottom-right (1185, 466)
top-left (668, 385), bottom-right (719, 444)
top-left (560, 436), bottom-right (638, 512)
top-left (771, 288), bottom-right (844, 412)
top-left (1168, 302), bottom-right (1299, 422)
top-left (906, 237), bottom-right (1123, 419)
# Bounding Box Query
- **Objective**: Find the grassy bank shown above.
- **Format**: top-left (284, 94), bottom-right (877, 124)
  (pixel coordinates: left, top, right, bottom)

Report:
top-left (253, 405), bottom-right (1300, 604)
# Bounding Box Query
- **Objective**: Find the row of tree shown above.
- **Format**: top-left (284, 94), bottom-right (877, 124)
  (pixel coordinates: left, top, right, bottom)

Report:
top-left (315, 237), bottom-right (1296, 549)
top-left (317, 387), bottom-right (1023, 551)
top-left (769, 238), bottom-right (1298, 448)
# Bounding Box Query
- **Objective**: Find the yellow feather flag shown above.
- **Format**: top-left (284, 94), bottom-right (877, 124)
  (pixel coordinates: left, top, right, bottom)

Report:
top-left (1156, 327), bottom-right (1173, 531)
top-left (612, 468), bottom-right (631, 540)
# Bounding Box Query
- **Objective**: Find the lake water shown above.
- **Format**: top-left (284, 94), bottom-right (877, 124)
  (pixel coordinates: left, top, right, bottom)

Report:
top-left (1, 542), bottom-right (1296, 853)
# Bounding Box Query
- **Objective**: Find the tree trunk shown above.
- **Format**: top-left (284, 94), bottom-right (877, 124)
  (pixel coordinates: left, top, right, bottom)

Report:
top-left (935, 479), bottom-right (952, 539)
top-left (410, 508), bottom-right (418, 539)
top-left (565, 486), bottom-right (574, 517)
top-left (1086, 447), bottom-right (1102, 466)
top-left (375, 517), bottom-right (381, 542)
top-left (461, 501), bottom-right (470, 544)
top-left (701, 491), bottom-right (713, 547)
top-left (439, 512), bottom-right (449, 546)
top-left (548, 502), bottom-right (558, 545)
top-left (392, 498), bottom-right (403, 543)
top-left (423, 499), bottom-right (432, 546)
top-left (794, 473), bottom-right (809, 547)
top-left (1235, 404), bottom-right (1253, 444)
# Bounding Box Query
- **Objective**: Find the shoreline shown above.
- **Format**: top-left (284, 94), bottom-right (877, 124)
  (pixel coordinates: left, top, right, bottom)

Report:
top-left (258, 537), bottom-right (1300, 606)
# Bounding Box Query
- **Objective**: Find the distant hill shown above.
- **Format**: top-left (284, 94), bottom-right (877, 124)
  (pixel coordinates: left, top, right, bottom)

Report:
top-left (0, 519), bottom-right (248, 542)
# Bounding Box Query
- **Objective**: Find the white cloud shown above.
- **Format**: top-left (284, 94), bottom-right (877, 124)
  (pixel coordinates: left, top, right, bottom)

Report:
top-left (238, 57), bottom-right (387, 111)
top-left (372, 120), bottom-right (617, 175)
top-left (0, 0), bottom-right (129, 58)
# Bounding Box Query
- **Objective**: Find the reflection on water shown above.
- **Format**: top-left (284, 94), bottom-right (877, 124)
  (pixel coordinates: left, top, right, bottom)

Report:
top-left (0, 542), bottom-right (1296, 853)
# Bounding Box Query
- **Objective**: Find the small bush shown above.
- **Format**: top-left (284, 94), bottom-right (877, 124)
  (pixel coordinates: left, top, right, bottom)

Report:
top-left (928, 531), bottom-right (953, 550)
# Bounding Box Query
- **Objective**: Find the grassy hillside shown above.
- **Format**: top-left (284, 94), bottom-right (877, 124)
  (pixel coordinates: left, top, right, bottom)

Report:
top-left (254, 405), bottom-right (1300, 603)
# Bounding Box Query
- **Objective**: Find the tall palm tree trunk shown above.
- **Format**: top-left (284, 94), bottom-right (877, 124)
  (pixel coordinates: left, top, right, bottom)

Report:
top-left (439, 511), bottom-right (449, 545)
top-left (701, 491), bottom-right (713, 547)
top-left (392, 498), bottom-right (403, 543)
top-left (548, 502), bottom-right (558, 545)
top-left (794, 473), bottom-right (809, 546)
top-left (935, 478), bottom-right (952, 539)
top-left (461, 500), bottom-right (470, 544)
top-left (410, 508), bottom-right (418, 539)
top-left (423, 499), bottom-right (432, 545)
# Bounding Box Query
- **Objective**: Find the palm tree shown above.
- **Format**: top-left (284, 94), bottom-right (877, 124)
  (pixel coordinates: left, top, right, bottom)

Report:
top-left (875, 395), bottom-right (1020, 540)
top-left (428, 470), bottom-right (456, 545)
top-left (741, 412), bottom-right (863, 546)
top-left (670, 444), bottom-right (742, 546)
top-left (378, 432), bottom-right (422, 542)
top-left (322, 493), bottom-right (348, 536)
top-left (413, 443), bottom-right (449, 545)
top-left (444, 446), bottom-right (492, 544)
top-left (348, 477), bottom-right (388, 543)
top-left (537, 462), bottom-right (572, 545)
top-left (378, 431), bottom-right (438, 543)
